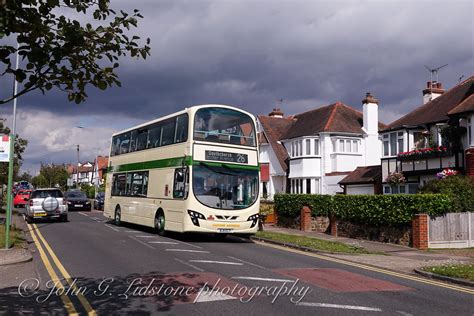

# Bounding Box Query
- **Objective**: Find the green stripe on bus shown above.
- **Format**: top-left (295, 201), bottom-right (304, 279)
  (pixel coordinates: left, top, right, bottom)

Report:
top-left (108, 156), bottom-right (259, 173)
top-left (109, 156), bottom-right (192, 173)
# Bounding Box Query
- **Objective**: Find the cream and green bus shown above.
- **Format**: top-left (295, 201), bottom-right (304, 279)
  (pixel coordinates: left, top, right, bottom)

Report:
top-left (103, 104), bottom-right (260, 236)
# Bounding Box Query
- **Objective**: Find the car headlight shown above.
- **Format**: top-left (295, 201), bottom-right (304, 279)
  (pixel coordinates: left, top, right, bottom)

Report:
top-left (85, 201), bottom-right (90, 204)
top-left (247, 214), bottom-right (260, 228)
top-left (67, 201), bottom-right (72, 204)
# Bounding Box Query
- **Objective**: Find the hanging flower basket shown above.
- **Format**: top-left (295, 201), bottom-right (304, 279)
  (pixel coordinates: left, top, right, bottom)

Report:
top-left (397, 146), bottom-right (451, 161)
top-left (385, 171), bottom-right (406, 186)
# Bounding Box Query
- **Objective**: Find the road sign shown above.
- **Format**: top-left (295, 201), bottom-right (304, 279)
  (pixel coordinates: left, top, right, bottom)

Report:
top-left (0, 135), bottom-right (10, 162)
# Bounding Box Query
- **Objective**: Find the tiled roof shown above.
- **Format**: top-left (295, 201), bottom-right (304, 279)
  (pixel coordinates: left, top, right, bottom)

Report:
top-left (284, 102), bottom-right (386, 139)
top-left (96, 156), bottom-right (109, 170)
top-left (258, 115), bottom-right (295, 172)
top-left (339, 165), bottom-right (382, 185)
top-left (258, 102), bottom-right (386, 172)
top-left (384, 76), bottom-right (474, 131)
top-left (448, 94), bottom-right (474, 116)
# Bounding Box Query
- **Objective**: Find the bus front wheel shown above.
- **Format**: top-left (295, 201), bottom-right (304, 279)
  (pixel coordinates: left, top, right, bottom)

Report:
top-left (155, 211), bottom-right (165, 236)
top-left (114, 207), bottom-right (121, 226)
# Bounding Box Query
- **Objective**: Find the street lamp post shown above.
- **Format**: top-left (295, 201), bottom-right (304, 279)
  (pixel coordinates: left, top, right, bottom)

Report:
top-left (5, 43), bottom-right (20, 249)
top-left (76, 144), bottom-right (80, 189)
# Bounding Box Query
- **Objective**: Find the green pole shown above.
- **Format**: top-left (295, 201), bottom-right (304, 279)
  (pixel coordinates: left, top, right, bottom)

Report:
top-left (5, 134), bottom-right (15, 249)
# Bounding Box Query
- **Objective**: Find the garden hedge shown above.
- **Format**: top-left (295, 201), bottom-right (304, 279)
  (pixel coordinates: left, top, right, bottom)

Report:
top-left (274, 194), bottom-right (452, 226)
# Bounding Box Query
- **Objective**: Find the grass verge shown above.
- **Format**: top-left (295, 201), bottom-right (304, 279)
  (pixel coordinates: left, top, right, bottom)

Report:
top-left (422, 264), bottom-right (474, 281)
top-left (255, 231), bottom-right (372, 254)
top-left (0, 224), bottom-right (25, 248)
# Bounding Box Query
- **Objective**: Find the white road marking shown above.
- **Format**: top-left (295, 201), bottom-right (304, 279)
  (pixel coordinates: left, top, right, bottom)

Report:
top-left (189, 260), bottom-right (243, 266)
top-left (165, 249), bottom-right (210, 253)
top-left (174, 240), bottom-right (203, 249)
top-left (104, 224), bottom-right (120, 232)
top-left (78, 212), bottom-right (89, 217)
top-left (296, 302), bottom-right (382, 312)
top-left (227, 256), bottom-right (267, 270)
top-left (135, 235), bottom-right (156, 238)
top-left (148, 241), bottom-right (179, 244)
top-left (91, 217), bottom-right (101, 221)
top-left (125, 230), bottom-right (137, 233)
top-left (231, 276), bottom-right (293, 282)
top-left (194, 290), bottom-right (236, 303)
top-left (174, 258), bottom-right (204, 272)
top-left (128, 236), bottom-right (155, 249)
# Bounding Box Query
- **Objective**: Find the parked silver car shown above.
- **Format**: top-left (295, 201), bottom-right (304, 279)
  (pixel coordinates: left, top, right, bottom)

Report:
top-left (25, 188), bottom-right (68, 223)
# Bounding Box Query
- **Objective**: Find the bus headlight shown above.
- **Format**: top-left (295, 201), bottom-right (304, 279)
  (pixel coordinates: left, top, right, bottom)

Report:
top-left (188, 210), bottom-right (205, 227)
top-left (247, 214), bottom-right (259, 228)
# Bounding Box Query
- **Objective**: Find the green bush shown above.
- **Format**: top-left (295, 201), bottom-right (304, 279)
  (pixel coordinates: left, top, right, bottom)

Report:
top-left (418, 175), bottom-right (474, 212)
top-left (274, 193), bottom-right (452, 227)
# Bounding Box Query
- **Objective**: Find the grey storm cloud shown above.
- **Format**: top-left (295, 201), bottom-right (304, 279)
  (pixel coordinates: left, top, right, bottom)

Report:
top-left (0, 0), bottom-right (472, 173)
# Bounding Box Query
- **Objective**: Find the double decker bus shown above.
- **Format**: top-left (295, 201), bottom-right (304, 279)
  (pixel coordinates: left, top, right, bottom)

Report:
top-left (103, 104), bottom-right (260, 236)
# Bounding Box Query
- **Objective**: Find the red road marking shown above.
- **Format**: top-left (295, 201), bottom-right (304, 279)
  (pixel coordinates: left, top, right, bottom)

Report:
top-left (275, 268), bottom-right (412, 293)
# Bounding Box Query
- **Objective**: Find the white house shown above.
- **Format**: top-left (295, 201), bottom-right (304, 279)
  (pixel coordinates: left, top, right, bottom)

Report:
top-left (258, 93), bottom-right (386, 199)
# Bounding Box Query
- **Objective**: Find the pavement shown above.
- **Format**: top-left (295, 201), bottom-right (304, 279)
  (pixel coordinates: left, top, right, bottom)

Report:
top-left (0, 209), bottom-right (33, 267)
top-left (260, 224), bottom-right (474, 274)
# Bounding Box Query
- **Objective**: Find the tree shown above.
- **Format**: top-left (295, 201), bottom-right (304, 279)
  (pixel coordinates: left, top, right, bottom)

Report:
top-left (0, 0), bottom-right (151, 104)
top-left (33, 163), bottom-right (69, 190)
top-left (16, 171), bottom-right (32, 183)
top-left (0, 119), bottom-right (28, 185)
top-left (419, 175), bottom-right (474, 212)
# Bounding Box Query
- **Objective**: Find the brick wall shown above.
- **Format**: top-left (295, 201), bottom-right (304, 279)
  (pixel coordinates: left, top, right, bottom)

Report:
top-left (412, 214), bottom-right (429, 250)
top-left (300, 206), bottom-right (312, 232)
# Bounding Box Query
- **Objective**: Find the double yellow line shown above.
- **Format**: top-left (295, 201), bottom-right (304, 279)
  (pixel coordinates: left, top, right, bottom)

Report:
top-left (27, 223), bottom-right (97, 315)
top-left (256, 241), bottom-right (474, 295)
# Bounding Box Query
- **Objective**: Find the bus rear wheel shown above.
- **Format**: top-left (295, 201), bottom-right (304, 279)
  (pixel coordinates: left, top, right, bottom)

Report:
top-left (155, 211), bottom-right (165, 236)
top-left (114, 207), bottom-right (121, 226)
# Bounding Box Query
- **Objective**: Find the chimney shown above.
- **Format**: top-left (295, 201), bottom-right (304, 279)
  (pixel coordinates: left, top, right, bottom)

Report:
top-left (268, 108), bottom-right (284, 118)
top-left (362, 92), bottom-right (379, 135)
top-left (422, 81), bottom-right (445, 104)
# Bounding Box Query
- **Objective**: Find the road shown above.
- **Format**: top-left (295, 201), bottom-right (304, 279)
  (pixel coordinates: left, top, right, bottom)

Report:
top-left (2, 211), bottom-right (474, 315)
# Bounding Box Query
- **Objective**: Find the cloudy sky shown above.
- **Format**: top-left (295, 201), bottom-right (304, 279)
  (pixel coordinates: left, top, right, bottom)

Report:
top-left (1, 0), bottom-right (472, 175)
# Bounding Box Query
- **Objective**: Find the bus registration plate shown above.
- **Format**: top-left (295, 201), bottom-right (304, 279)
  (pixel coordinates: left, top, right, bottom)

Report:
top-left (218, 228), bottom-right (233, 233)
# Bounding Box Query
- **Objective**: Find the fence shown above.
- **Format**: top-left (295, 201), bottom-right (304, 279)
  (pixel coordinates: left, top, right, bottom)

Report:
top-left (428, 212), bottom-right (474, 248)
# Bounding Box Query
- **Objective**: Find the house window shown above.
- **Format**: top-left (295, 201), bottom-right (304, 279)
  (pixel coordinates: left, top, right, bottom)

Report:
top-left (306, 139), bottom-right (311, 155)
top-left (468, 118), bottom-right (472, 145)
top-left (299, 140), bottom-right (303, 156)
top-left (390, 133), bottom-right (396, 155)
top-left (345, 140), bottom-right (351, 152)
top-left (314, 139), bottom-right (319, 155)
top-left (291, 142), bottom-right (295, 157)
top-left (352, 140), bottom-right (358, 152)
top-left (306, 179), bottom-right (311, 194)
top-left (413, 131), bottom-right (426, 149)
top-left (339, 140), bottom-right (344, 152)
top-left (383, 132), bottom-right (405, 156)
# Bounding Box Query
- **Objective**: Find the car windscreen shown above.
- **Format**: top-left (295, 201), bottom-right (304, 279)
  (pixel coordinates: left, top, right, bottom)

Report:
top-left (31, 190), bottom-right (63, 199)
top-left (66, 192), bottom-right (87, 198)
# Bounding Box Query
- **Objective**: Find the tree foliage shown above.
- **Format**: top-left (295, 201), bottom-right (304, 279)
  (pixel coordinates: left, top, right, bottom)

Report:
top-left (32, 163), bottom-right (69, 190)
top-left (0, 119), bottom-right (28, 185)
top-left (0, 0), bottom-right (151, 104)
top-left (419, 175), bottom-right (474, 212)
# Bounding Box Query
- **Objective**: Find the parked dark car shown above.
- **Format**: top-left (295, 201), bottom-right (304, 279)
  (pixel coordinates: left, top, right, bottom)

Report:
top-left (94, 192), bottom-right (105, 210)
top-left (64, 190), bottom-right (91, 211)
